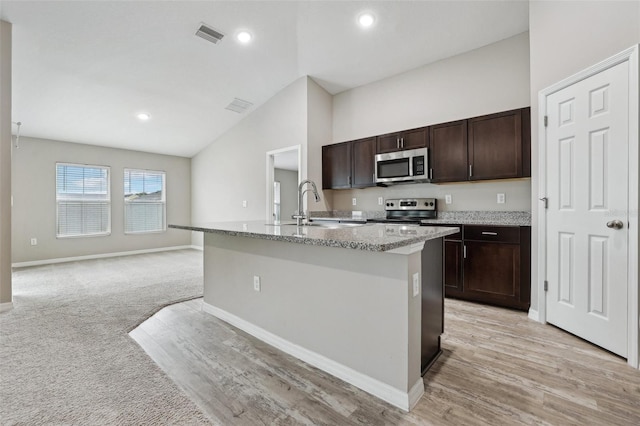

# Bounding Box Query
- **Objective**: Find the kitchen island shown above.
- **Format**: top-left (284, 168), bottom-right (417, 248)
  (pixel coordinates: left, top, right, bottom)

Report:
top-left (169, 221), bottom-right (458, 411)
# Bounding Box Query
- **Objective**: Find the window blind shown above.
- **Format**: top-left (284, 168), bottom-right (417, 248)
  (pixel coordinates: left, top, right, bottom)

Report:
top-left (124, 169), bottom-right (166, 233)
top-left (56, 163), bottom-right (110, 237)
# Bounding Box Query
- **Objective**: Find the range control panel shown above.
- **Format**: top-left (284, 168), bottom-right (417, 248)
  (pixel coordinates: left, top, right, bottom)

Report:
top-left (385, 198), bottom-right (436, 211)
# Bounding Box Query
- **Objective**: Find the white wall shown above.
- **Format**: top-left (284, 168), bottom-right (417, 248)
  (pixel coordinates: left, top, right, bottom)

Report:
top-left (0, 20), bottom-right (12, 305)
top-left (528, 1), bottom-right (640, 314)
top-left (330, 32), bottom-right (531, 212)
top-left (191, 77), bottom-right (309, 245)
top-left (307, 77), bottom-right (334, 211)
top-left (11, 137), bottom-right (192, 263)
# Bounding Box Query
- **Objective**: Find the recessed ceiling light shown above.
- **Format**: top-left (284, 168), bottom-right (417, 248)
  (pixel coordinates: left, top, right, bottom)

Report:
top-left (358, 13), bottom-right (375, 28)
top-left (137, 113), bottom-right (151, 121)
top-left (237, 31), bottom-right (252, 43)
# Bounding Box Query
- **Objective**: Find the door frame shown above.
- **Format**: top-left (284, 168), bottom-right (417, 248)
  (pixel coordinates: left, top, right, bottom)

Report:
top-left (537, 45), bottom-right (639, 369)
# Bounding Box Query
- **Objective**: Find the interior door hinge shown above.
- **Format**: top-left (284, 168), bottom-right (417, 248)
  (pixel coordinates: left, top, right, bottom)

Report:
top-left (544, 280), bottom-right (548, 292)
top-left (539, 197), bottom-right (548, 209)
top-left (544, 116), bottom-right (548, 127)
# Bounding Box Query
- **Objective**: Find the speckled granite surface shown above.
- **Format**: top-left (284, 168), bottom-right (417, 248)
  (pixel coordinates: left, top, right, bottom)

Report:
top-left (310, 210), bottom-right (531, 226)
top-left (420, 211), bottom-right (531, 226)
top-left (169, 221), bottom-right (458, 252)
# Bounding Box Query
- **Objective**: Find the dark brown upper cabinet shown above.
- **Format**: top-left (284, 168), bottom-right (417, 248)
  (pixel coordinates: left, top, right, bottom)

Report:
top-left (322, 137), bottom-right (376, 190)
top-left (522, 107), bottom-right (531, 177)
top-left (468, 109), bottom-right (523, 181)
top-left (376, 127), bottom-right (428, 154)
top-left (428, 120), bottom-right (468, 183)
top-left (321, 107), bottom-right (531, 189)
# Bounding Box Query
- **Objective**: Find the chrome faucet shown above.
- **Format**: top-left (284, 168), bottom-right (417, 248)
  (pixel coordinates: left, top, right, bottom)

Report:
top-left (293, 179), bottom-right (321, 226)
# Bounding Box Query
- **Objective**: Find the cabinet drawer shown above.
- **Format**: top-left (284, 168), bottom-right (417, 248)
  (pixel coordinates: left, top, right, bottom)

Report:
top-left (464, 225), bottom-right (520, 243)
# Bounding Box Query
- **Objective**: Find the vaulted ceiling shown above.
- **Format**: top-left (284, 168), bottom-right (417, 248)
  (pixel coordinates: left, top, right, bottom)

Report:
top-left (1, 1), bottom-right (529, 157)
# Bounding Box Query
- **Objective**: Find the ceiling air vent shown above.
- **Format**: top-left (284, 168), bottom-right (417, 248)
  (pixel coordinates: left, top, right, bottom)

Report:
top-left (195, 23), bottom-right (225, 44)
top-left (225, 98), bottom-right (253, 113)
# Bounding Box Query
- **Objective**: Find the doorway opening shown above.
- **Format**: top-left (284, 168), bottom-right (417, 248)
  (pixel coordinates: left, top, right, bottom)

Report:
top-left (266, 145), bottom-right (301, 224)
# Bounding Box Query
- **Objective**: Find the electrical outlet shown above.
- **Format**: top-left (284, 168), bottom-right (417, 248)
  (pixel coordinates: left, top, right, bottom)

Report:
top-left (352, 198), bottom-right (357, 206)
top-left (445, 194), bottom-right (452, 204)
top-left (378, 197), bottom-right (383, 206)
top-left (242, 223), bottom-right (248, 231)
top-left (412, 272), bottom-right (420, 297)
top-left (253, 275), bottom-right (261, 292)
top-left (497, 193), bottom-right (506, 204)
top-left (242, 200), bottom-right (248, 208)
top-left (30, 238), bottom-right (37, 246)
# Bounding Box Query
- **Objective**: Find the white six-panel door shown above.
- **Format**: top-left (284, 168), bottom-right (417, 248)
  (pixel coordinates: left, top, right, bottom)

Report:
top-left (545, 60), bottom-right (629, 357)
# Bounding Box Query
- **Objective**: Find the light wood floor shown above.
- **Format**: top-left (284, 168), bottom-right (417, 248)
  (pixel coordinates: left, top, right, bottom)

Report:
top-left (130, 298), bottom-right (640, 425)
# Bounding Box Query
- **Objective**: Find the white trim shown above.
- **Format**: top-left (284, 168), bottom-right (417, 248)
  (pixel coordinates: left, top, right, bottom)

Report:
top-left (527, 308), bottom-right (539, 322)
top-left (627, 45), bottom-right (640, 369)
top-left (11, 245), bottom-right (199, 268)
top-left (407, 377), bottom-right (425, 411)
top-left (0, 302), bottom-right (13, 313)
top-left (537, 44), bottom-right (639, 369)
top-left (202, 301), bottom-right (422, 412)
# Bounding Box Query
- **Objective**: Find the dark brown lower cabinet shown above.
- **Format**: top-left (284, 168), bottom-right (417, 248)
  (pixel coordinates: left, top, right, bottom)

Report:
top-left (441, 224), bottom-right (531, 311)
top-left (444, 240), bottom-right (463, 294)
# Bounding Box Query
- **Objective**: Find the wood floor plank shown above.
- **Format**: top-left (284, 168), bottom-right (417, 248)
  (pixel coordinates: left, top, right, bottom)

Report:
top-left (130, 298), bottom-right (640, 425)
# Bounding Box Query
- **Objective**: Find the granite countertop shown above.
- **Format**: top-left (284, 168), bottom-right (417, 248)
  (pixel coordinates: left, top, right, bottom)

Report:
top-left (169, 221), bottom-right (458, 252)
top-left (310, 210), bottom-right (531, 227)
top-left (420, 211), bottom-right (531, 226)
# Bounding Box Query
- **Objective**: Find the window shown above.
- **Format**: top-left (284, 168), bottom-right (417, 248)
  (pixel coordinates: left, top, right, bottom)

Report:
top-left (56, 163), bottom-right (111, 238)
top-left (124, 169), bottom-right (166, 234)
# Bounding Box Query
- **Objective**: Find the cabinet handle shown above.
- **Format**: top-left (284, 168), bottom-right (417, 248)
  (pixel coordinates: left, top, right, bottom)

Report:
top-left (429, 168), bottom-right (433, 180)
top-left (396, 138), bottom-right (400, 149)
top-left (481, 231), bottom-right (498, 236)
top-left (348, 176), bottom-right (351, 185)
top-left (401, 137), bottom-right (404, 148)
top-left (469, 164), bottom-right (473, 177)
top-left (463, 245), bottom-right (467, 259)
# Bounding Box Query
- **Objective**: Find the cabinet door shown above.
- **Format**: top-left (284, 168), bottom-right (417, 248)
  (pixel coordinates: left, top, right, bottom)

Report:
top-left (429, 120), bottom-right (468, 182)
top-left (468, 109), bottom-right (522, 180)
top-left (521, 107), bottom-right (531, 177)
top-left (444, 240), bottom-right (464, 296)
top-left (322, 142), bottom-right (351, 189)
top-left (401, 127), bottom-right (428, 150)
top-left (376, 133), bottom-right (401, 153)
top-left (351, 137), bottom-right (376, 188)
top-left (463, 241), bottom-right (521, 306)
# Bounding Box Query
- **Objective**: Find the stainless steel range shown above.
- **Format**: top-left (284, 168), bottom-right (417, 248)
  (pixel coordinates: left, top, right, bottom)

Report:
top-left (377, 198), bottom-right (437, 224)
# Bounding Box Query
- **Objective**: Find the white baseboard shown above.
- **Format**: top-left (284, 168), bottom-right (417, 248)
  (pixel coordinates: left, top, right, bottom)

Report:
top-left (0, 302), bottom-right (14, 313)
top-left (528, 308), bottom-right (540, 322)
top-left (202, 301), bottom-right (422, 412)
top-left (11, 245), bottom-right (201, 268)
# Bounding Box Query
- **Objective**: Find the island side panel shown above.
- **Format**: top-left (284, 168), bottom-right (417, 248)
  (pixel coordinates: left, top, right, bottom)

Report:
top-left (202, 232), bottom-right (421, 396)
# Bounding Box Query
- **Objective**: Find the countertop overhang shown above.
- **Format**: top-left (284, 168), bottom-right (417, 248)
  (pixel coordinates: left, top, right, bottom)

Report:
top-left (169, 221), bottom-right (458, 252)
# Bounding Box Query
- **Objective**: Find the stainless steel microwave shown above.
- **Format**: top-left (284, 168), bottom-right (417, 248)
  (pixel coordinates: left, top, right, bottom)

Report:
top-left (375, 147), bottom-right (429, 185)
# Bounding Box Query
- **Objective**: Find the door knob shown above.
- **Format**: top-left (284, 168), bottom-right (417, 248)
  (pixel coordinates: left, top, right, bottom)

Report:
top-left (606, 220), bottom-right (624, 230)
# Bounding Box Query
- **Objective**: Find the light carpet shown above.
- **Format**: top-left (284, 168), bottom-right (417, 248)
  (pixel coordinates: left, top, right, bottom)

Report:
top-left (0, 249), bottom-right (213, 425)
